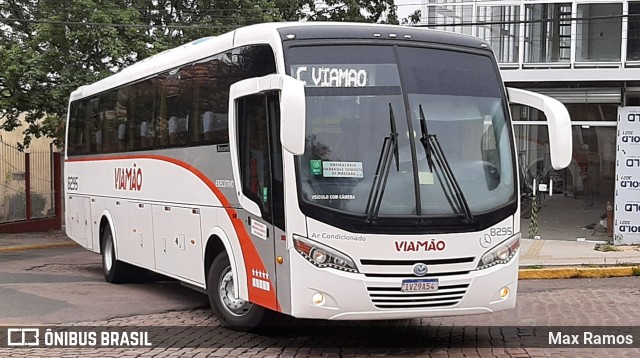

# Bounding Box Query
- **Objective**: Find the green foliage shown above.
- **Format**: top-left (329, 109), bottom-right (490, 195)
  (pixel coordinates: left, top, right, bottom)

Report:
top-left (1, 0), bottom-right (151, 148)
top-left (2, 190), bottom-right (47, 221)
top-left (294, 0), bottom-right (398, 23)
top-left (1, 0), bottom-right (398, 148)
top-left (595, 243), bottom-right (619, 252)
top-left (405, 9), bottom-right (421, 25)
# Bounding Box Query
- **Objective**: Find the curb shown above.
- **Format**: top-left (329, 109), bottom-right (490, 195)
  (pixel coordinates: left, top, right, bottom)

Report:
top-left (519, 266), bottom-right (639, 279)
top-left (0, 242), bottom-right (78, 253)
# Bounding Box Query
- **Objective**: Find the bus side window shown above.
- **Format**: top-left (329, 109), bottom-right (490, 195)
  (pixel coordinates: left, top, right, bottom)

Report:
top-left (202, 111), bottom-right (228, 142)
top-left (190, 54), bottom-right (232, 145)
top-left (169, 115), bottom-right (188, 145)
top-left (68, 100), bottom-right (87, 156)
top-left (117, 123), bottom-right (126, 151)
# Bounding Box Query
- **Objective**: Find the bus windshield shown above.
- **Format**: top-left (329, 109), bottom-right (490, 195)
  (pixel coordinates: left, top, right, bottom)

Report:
top-left (287, 44), bottom-right (516, 224)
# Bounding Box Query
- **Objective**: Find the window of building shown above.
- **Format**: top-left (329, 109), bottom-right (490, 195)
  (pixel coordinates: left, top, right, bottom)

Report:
top-left (425, 4), bottom-right (473, 36)
top-left (628, 3), bottom-right (640, 61)
top-left (627, 90), bottom-right (640, 106)
top-left (524, 3), bottom-right (572, 63)
top-left (476, 5), bottom-right (520, 63)
top-left (564, 103), bottom-right (618, 122)
top-left (576, 4), bottom-right (622, 62)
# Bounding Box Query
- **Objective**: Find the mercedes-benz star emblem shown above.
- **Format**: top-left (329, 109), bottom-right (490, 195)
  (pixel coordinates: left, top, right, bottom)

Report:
top-left (480, 234), bottom-right (492, 248)
top-left (413, 263), bottom-right (428, 276)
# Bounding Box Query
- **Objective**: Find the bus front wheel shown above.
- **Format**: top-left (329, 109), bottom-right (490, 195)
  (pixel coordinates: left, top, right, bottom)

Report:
top-left (207, 251), bottom-right (268, 330)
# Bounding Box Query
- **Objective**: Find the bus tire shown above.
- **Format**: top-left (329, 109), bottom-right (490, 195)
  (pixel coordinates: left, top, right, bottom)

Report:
top-left (207, 251), bottom-right (268, 330)
top-left (101, 224), bottom-right (142, 283)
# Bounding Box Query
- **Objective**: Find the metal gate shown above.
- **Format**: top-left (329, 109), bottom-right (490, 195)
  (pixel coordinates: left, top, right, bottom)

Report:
top-left (0, 142), bottom-right (61, 233)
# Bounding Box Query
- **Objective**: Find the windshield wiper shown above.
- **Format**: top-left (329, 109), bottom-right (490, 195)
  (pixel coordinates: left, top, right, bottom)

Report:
top-left (365, 103), bottom-right (399, 223)
top-left (418, 105), bottom-right (473, 223)
top-left (419, 105), bottom-right (435, 172)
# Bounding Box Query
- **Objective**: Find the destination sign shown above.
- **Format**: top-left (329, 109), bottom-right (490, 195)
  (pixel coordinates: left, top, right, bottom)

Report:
top-left (291, 64), bottom-right (399, 88)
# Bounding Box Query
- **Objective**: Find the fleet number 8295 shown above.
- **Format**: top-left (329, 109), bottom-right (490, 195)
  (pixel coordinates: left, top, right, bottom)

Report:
top-left (490, 227), bottom-right (513, 237)
top-left (67, 176), bottom-right (79, 191)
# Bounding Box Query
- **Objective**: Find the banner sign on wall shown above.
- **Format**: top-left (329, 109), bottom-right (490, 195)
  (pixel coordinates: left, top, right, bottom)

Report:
top-left (614, 107), bottom-right (640, 245)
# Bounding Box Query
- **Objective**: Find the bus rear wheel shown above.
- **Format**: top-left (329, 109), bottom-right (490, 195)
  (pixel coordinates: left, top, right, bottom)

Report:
top-left (101, 224), bottom-right (144, 283)
top-left (207, 251), bottom-right (268, 330)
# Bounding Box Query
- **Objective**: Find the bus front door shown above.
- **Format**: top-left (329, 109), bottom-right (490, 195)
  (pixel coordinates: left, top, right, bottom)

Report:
top-left (231, 92), bottom-right (282, 312)
top-left (229, 74), bottom-right (304, 313)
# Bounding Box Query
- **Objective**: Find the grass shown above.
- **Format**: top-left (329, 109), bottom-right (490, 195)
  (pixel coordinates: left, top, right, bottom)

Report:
top-left (616, 261), bottom-right (639, 266)
top-left (595, 244), bottom-right (619, 252)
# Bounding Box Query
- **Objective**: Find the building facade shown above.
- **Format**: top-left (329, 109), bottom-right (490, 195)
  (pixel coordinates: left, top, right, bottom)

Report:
top-left (420, 0), bottom-right (640, 240)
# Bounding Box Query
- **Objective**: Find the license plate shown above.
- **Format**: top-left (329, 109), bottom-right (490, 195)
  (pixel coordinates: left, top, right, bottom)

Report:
top-left (401, 278), bottom-right (439, 292)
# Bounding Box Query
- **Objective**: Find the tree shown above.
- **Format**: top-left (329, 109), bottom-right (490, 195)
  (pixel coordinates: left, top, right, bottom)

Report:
top-left (278, 0), bottom-right (398, 24)
top-left (0, 0), bottom-right (398, 148)
top-left (1, 0), bottom-right (151, 148)
top-left (404, 9), bottom-right (421, 25)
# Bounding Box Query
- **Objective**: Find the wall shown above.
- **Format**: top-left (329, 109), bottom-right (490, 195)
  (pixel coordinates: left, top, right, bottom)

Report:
top-left (0, 113), bottom-right (56, 222)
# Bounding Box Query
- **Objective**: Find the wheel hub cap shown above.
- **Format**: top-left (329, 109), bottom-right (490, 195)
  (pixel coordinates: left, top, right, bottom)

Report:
top-left (219, 268), bottom-right (252, 316)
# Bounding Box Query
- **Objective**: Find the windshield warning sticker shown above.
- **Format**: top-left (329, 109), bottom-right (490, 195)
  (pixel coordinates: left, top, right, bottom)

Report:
top-left (322, 161), bottom-right (363, 178)
top-left (251, 220), bottom-right (268, 240)
top-left (310, 160), bottom-right (322, 176)
top-left (419, 172), bottom-right (434, 185)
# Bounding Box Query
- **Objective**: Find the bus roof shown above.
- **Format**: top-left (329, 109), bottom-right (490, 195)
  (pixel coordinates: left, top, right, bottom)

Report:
top-left (69, 22), bottom-right (491, 101)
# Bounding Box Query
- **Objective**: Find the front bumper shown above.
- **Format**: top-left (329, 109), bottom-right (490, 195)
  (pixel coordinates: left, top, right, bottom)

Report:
top-left (289, 251), bottom-right (519, 320)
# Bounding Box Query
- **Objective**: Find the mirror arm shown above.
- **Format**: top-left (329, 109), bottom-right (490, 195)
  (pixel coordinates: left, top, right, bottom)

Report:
top-left (507, 88), bottom-right (573, 170)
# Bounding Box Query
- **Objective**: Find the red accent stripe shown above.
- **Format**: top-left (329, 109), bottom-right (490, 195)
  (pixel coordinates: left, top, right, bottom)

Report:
top-left (67, 155), bottom-right (281, 311)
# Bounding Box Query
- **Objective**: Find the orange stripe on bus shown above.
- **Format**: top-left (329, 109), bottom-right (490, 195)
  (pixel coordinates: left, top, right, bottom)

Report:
top-left (67, 155), bottom-right (281, 311)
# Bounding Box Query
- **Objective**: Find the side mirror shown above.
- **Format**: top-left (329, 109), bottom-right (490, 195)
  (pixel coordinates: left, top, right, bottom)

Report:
top-left (279, 76), bottom-right (306, 155)
top-left (507, 88), bottom-right (572, 170)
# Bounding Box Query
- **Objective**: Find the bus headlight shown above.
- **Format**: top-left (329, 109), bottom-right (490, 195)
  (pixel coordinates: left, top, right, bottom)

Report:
top-left (293, 235), bottom-right (359, 273)
top-left (476, 234), bottom-right (520, 270)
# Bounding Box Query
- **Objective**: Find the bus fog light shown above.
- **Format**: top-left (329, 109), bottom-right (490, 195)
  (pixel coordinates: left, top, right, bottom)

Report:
top-left (499, 287), bottom-right (510, 299)
top-left (312, 292), bottom-right (326, 306)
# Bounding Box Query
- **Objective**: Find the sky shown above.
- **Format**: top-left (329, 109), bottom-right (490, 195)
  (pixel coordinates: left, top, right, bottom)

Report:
top-left (395, 0), bottom-right (424, 21)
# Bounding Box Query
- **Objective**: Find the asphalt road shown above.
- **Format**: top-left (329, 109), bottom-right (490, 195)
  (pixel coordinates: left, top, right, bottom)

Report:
top-left (0, 246), bottom-right (208, 325)
top-left (1, 246), bottom-right (640, 357)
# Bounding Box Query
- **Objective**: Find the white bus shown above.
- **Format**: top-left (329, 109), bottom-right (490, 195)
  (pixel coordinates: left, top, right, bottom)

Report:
top-left (65, 22), bottom-right (572, 328)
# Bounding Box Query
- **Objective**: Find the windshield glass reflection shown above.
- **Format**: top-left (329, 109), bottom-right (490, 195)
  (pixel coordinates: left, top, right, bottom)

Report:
top-left (288, 45), bottom-right (516, 222)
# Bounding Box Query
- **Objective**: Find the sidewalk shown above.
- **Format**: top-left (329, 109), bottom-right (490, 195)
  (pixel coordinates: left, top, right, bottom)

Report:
top-left (0, 230), bottom-right (76, 252)
top-left (519, 238), bottom-right (640, 279)
top-left (1, 230), bottom-right (639, 278)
